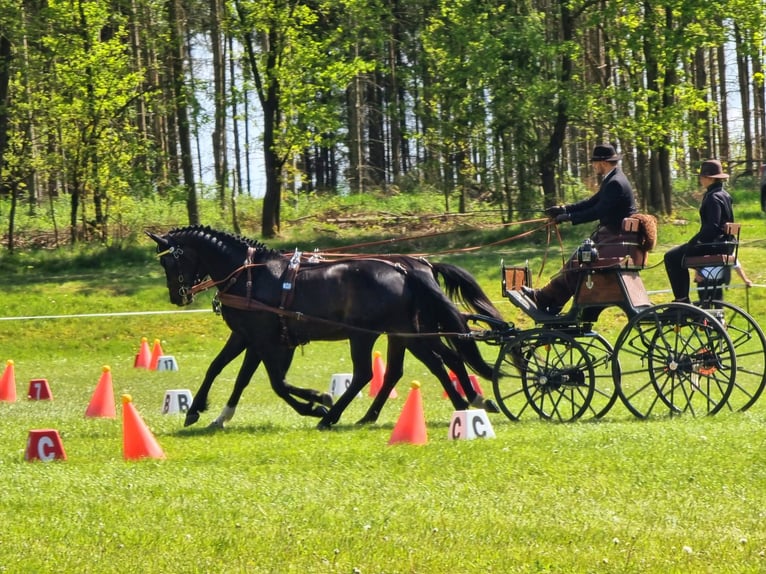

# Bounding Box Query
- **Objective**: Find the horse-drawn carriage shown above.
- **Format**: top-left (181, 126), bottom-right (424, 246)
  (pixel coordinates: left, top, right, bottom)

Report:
top-left (149, 221), bottom-right (765, 428)
top-left (473, 219), bottom-right (766, 422)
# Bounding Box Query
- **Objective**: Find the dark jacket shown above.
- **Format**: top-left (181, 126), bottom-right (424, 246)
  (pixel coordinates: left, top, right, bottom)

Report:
top-left (565, 167), bottom-right (636, 230)
top-left (689, 181), bottom-right (733, 250)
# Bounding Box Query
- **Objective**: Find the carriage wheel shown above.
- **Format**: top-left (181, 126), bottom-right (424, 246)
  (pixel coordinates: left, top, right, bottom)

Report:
top-left (575, 332), bottom-right (619, 420)
top-left (613, 303), bottom-right (736, 418)
top-left (492, 330), bottom-right (595, 422)
top-left (698, 301), bottom-right (766, 411)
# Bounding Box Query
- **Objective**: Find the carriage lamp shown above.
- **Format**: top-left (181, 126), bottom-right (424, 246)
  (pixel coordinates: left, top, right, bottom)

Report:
top-left (577, 238), bottom-right (598, 264)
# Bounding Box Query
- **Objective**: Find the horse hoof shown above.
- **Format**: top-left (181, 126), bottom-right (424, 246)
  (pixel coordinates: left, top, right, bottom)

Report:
top-left (355, 415), bottom-right (377, 426)
top-left (310, 405), bottom-right (330, 417)
top-left (320, 393), bottom-right (334, 408)
top-left (316, 420), bottom-right (333, 431)
top-left (184, 412), bottom-right (200, 427)
top-left (207, 420), bottom-right (225, 430)
top-left (484, 399), bottom-right (500, 414)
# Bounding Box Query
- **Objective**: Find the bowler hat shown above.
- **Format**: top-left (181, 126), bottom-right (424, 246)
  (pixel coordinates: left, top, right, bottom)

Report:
top-left (590, 144), bottom-right (621, 162)
top-left (699, 159), bottom-right (729, 179)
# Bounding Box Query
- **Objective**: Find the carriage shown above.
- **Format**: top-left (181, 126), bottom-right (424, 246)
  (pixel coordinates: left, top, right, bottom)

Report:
top-left (472, 219), bottom-right (766, 422)
top-left (150, 221), bottom-right (765, 429)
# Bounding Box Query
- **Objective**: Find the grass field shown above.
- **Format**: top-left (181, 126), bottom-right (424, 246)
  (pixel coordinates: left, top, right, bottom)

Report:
top-left (1, 193), bottom-right (766, 573)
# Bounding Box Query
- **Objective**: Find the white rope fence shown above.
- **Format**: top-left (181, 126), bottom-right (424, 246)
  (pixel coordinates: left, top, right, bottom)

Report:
top-left (1, 285), bottom-right (760, 322)
top-left (0, 309), bottom-right (211, 321)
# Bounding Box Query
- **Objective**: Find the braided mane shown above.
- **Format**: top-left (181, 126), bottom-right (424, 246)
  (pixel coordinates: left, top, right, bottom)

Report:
top-left (167, 225), bottom-right (280, 257)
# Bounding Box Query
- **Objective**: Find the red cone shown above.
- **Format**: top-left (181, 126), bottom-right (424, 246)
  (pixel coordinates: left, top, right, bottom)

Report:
top-left (0, 360), bottom-right (16, 402)
top-left (149, 339), bottom-right (164, 371)
top-left (85, 366), bottom-right (116, 418)
top-left (388, 381), bottom-right (427, 445)
top-left (122, 394), bottom-right (165, 460)
top-left (443, 371), bottom-right (484, 399)
top-left (369, 351), bottom-right (398, 398)
top-left (134, 337), bottom-right (152, 369)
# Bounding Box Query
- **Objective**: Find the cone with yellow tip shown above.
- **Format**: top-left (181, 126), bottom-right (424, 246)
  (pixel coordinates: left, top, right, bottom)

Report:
top-left (368, 351), bottom-right (397, 399)
top-left (388, 381), bottom-right (427, 445)
top-left (0, 360), bottom-right (16, 402)
top-left (149, 339), bottom-right (164, 371)
top-left (134, 337), bottom-right (152, 369)
top-left (122, 394), bottom-right (165, 460)
top-left (85, 366), bottom-right (116, 418)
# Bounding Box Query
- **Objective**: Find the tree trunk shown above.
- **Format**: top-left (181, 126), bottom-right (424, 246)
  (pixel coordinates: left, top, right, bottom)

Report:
top-left (0, 34), bottom-right (11, 198)
top-left (167, 0), bottom-right (198, 224)
top-left (735, 25), bottom-right (753, 175)
top-left (539, 0), bottom-right (574, 204)
top-left (210, 0), bottom-right (227, 207)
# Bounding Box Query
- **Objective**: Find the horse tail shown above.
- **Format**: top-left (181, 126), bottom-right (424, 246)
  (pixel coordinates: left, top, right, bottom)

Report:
top-left (406, 270), bottom-right (495, 380)
top-left (431, 263), bottom-right (504, 322)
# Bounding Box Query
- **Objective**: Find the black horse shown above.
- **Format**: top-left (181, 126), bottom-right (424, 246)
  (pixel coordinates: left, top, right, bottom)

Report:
top-left (182, 261), bottom-right (503, 429)
top-left (149, 225), bottom-right (503, 428)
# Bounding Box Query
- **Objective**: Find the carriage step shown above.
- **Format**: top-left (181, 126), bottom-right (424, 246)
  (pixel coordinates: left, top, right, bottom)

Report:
top-left (507, 290), bottom-right (573, 325)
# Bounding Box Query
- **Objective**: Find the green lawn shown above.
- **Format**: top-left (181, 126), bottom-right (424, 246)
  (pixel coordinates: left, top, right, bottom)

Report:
top-left (1, 196), bottom-right (766, 573)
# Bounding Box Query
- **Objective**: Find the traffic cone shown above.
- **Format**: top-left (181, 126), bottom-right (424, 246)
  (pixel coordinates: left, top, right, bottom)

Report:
top-left (149, 339), bottom-right (164, 371)
top-left (443, 371), bottom-right (484, 399)
top-left (388, 381), bottom-right (427, 445)
top-left (369, 351), bottom-right (398, 399)
top-left (0, 360), bottom-right (17, 402)
top-left (134, 337), bottom-right (152, 368)
top-left (85, 366), bottom-right (116, 418)
top-left (122, 394), bottom-right (165, 460)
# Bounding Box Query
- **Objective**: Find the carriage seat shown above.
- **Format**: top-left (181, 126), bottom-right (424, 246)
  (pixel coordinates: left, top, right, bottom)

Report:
top-left (683, 222), bottom-right (740, 269)
top-left (592, 214), bottom-right (657, 269)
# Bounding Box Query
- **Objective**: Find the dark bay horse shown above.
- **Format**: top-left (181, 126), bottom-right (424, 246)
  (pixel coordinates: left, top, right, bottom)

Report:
top-left (149, 225), bottom-right (503, 429)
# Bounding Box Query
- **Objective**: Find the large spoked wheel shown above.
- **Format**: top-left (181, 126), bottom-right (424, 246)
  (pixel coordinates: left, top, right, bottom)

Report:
top-left (492, 329), bottom-right (595, 422)
top-left (698, 300), bottom-right (766, 411)
top-left (576, 332), bottom-right (619, 420)
top-left (613, 303), bottom-right (736, 418)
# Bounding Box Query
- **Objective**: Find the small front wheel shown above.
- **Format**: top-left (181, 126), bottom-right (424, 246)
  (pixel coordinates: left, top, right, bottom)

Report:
top-left (493, 329), bottom-right (595, 422)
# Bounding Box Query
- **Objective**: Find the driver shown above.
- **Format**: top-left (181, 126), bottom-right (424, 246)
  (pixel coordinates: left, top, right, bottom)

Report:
top-left (522, 143), bottom-right (637, 314)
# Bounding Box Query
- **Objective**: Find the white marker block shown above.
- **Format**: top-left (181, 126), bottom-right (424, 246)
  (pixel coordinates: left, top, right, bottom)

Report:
top-left (328, 373), bottom-right (360, 399)
top-left (448, 410), bottom-right (495, 440)
top-left (162, 389), bottom-right (193, 414)
top-left (156, 355), bottom-right (179, 372)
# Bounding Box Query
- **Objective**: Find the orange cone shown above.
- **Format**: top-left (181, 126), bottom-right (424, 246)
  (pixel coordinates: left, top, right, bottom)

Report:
top-left (122, 394), bottom-right (165, 460)
top-left (85, 366), bottom-right (116, 418)
top-left (149, 339), bottom-right (164, 371)
top-left (134, 337), bottom-right (152, 369)
top-left (0, 360), bottom-right (17, 402)
top-left (443, 371), bottom-right (484, 399)
top-left (369, 351), bottom-right (398, 399)
top-left (388, 381), bottom-right (427, 445)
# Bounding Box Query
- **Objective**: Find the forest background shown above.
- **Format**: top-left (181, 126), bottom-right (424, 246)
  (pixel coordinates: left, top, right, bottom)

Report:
top-left (0, 0), bottom-right (765, 248)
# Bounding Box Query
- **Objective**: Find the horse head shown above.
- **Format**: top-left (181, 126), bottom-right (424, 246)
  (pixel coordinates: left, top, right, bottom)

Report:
top-left (147, 230), bottom-right (204, 306)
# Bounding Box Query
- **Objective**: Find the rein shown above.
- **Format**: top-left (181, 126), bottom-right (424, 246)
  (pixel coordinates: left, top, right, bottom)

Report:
top-left (166, 216), bottom-right (565, 340)
top-left (215, 292), bottom-right (482, 340)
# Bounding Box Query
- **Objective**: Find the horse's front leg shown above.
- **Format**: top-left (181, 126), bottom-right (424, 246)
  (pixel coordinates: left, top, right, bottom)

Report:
top-left (209, 346), bottom-right (262, 429)
top-left (187, 332), bottom-right (248, 427)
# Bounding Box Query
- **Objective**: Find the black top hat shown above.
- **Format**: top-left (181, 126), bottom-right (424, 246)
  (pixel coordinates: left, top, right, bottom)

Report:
top-left (699, 159), bottom-right (729, 179)
top-left (590, 144), bottom-right (621, 162)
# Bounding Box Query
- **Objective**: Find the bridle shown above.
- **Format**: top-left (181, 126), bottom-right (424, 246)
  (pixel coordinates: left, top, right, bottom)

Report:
top-left (156, 244), bottom-right (199, 305)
